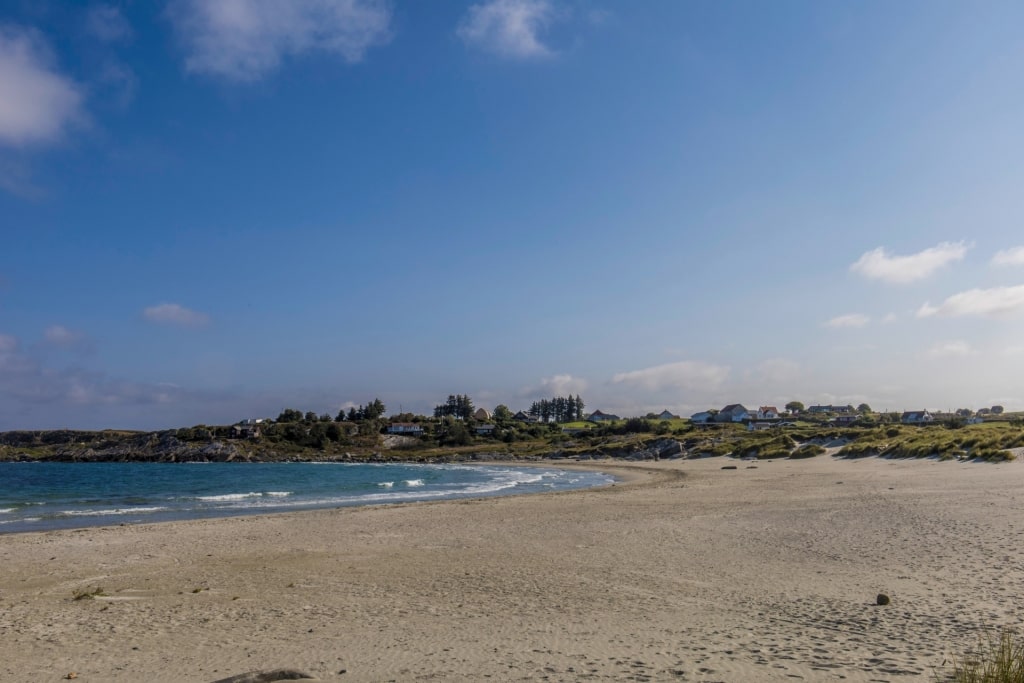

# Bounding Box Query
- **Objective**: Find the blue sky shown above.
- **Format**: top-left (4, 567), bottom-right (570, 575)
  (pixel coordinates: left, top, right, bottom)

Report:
top-left (2, 0), bottom-right (1024, 430)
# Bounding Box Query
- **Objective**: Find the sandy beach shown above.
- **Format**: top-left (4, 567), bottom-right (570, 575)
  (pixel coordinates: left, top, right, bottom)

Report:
top-left (2, 455), bottom-right (1023, 682)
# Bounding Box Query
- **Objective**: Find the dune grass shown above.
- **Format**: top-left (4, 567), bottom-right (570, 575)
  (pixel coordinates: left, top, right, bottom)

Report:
top-left (945, 629), bottom-right (1024, 682)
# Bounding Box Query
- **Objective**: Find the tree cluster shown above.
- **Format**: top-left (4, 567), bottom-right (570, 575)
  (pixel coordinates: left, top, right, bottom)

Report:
top-left (434, 394), bottom-right (475, 420)
top-left (527, 395), bottom-right (585, 423)
top-left (339, 398), bottom-right (386, 422)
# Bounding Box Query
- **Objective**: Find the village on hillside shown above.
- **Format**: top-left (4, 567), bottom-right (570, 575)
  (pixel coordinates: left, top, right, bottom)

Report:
top-left (224, 399), bottom-right (1010, 444)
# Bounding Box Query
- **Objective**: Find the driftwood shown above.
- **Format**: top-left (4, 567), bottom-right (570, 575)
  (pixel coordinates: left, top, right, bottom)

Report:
top-left (210, 669), bottom-right (317, 683)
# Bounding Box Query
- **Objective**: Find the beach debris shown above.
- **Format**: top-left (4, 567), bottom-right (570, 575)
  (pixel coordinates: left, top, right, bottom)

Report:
top-left (209, 669), bottom-right (318, 683)
top-left (72, 587), bottom-right (106, 601)
top-left (721, 465), bottom-right (737, 470)
top-left (876, 593), bottom-right (891, 606)
top-left (64, 674), bottom-right (77, 680)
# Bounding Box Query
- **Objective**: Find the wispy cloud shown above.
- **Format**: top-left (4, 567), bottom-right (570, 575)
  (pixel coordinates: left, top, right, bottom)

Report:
top-left (824, 313), bottom-right (870, 329)
top-left (992, 246), bottom-right (1024, 267)
top-left (0, 331), bottom-right (187, 414)
top-left (927, 340), bottom-right (974, 358)
top-left (539, 373), bottom-right (586, 395)
top-left (143, 303), bottom-right (210, 327)
top-left (0, 155), bottom-right (45, 199)
top-left (167, 0), bottom-right (392, 82)
top-left (520, 373), bottom-right (587, 399)
top-left (850, 241), bottom-right (968, 284)
top-left (0, 25), bottom-right (84, 147)
top-left (611, 360), bottom-right (729, 392)
top-left (917, 284), bottom-right (1024, 319)
top-left (755, 358), bottom-right (800, 384)
top-left (41, 324), bottom-right (91, 352)
top-left (86, 4), bottom-right (133, 43)
top-left (457, 0), bottom-right (558, 59)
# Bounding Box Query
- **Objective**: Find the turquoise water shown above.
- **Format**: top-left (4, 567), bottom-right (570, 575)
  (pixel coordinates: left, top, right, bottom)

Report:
top-left (0, 462), bottom-right (613, 533)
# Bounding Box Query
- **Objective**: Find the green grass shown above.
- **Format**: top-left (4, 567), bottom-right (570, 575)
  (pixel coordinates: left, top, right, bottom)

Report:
top-left (791, 444), bottom-right (826, 459)
top-left (945, 629), bottom-right (1024, 682)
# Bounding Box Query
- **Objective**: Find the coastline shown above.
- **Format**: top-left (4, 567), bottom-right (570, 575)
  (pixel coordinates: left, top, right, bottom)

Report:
top-left (2, 456), bottom-right (1023, 682)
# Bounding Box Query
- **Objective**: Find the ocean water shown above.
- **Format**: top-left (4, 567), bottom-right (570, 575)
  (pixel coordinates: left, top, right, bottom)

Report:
top-left (0, 461), bottom-right (613, 533)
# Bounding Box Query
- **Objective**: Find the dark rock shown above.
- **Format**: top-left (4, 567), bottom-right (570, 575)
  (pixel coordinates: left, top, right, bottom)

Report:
top-left (876, 593), bottom-right (890, 606)
top-left (209, 670), bottom-right (317, 683)
top-left (721, 465), bottom-right (737, 470)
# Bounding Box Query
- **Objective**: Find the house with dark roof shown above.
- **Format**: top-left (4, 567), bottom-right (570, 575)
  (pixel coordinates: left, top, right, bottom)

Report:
top-left (657, 410), bottom-right (679, 420)
top-left (901, 410), bottom-right (934, 424)
top-left (587, 410), bottom-right (620, 422)
top-left (809, 404), bottom-right (855, 415)
top-left (690, 411), bottom-right (715, 424)
top-left (513, 411), bottom-right (537, 423)
top-left (715, 404), bottom-right (750, 423)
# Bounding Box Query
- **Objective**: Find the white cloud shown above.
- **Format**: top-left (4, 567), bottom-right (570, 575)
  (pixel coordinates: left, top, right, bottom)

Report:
top-left (755, 358), bottom-right (800, 384)
top-left (927, 340), bottom-right (974, 358)
top-left (611, 360), bottom-right (730, 392)
top-left (0, 333), bottom-right (18, 354)
top-left (42, 324), bottom-right (89, 350)
top-left (882, 312), bottom-right (898, 323)
top-left (86, 4), bottom-right (133, 43)
top-left (457, 0), bottom-right (557, 59)
top-left (824, 313), bottom-right (870, 329)
top-left (917, 284), bottom-right (1024, 319)
top-left (521, 373), bottom-right (587, 399)
top-left (850, 241), bottom-right (968, 284)
top-left (539, 373), bottom-right (587, 395)
top-left (167, 0), bottom-right (392, 82)
top-left (992, 246), bottom-right (1024, 267)
top-left (143, 303), bottom-right (210, 327)
top-left (0, 26), bottom-right (84, 147)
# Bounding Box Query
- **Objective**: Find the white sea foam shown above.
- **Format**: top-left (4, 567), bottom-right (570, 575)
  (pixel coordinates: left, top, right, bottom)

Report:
top-left (59, 507), bottom-right (168, 517)
top-left (377, 481), bottom-right (394, 488)
top-left (0, 507), bottom-right (15, 514)
top-left (404, 479), bottom-right (425, 487)
top-left (197, 492), bottom-right (263, 501)
top-left (0, 516), bottom-right (41, 524)
top-left (265, 491), bottom-right (292, 497)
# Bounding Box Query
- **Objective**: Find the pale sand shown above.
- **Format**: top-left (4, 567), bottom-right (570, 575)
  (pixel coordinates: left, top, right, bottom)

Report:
top-left (3, 456), bottom-right (1024, 682)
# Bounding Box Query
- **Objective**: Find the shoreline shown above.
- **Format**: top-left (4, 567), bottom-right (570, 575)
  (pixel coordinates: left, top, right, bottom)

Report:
top-left (0, 460), bottom-right (623, 536)
top-left (2, 456), bottom-right (1023, 682)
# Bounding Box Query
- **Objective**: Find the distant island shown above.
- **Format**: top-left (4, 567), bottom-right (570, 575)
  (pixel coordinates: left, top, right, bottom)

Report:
top-left (2, 396), bottom-right (1021, 463)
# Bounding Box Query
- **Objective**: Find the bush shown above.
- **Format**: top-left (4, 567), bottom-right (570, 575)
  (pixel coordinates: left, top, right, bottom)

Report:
top-left (622, 418), bottom-right (653, 434)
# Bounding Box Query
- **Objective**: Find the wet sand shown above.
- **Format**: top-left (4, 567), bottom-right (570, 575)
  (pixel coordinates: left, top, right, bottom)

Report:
top-left (2, 455), bottom-right (1023, 682)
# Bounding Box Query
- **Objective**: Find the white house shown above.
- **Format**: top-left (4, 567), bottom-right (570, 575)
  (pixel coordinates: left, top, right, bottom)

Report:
top-left (756, 406), bottom-right (780, 420)
top-left (387, 422), bottom-right (424, 436)
top-left (901, 410), bottom-right (934, 424)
